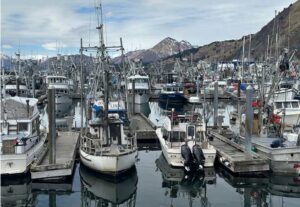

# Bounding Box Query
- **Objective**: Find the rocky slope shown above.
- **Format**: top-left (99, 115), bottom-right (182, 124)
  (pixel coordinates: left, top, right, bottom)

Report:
top-left (164, 1), bottom-right (300, 63)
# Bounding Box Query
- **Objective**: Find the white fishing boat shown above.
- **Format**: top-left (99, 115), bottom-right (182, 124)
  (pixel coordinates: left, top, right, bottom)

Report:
top-left (79, 3), bottom-right (137, 175)
top-left (80, 71), bottom-right (137, 174)
top-left (272, 99), bottom-right (300, 126)
top-left (126, 74), bottom-right (150, 104)
top-left (80, 99), bottom-right (138, 174)
top-left (45, 75), bottom-right (72, 117)
top-left (0, 97), bottom-right (47, 175)
top-left (156, 111), bottom-right (216, 171)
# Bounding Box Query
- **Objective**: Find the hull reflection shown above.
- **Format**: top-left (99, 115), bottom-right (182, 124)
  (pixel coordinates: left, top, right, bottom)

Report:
top-left (80, 165), bottom-right (138, 207)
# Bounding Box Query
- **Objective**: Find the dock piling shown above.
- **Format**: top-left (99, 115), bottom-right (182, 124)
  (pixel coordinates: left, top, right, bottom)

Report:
top-left (32, 75), bottom-right (36, 98)
top-left (48, 87), bottom-right (56, 164)
top-left (245, 85), bottom-right (253, 153)
top-left (213, 81), bottom-right (218, 127)
top-left (132, 79), bottom-right (135, 115)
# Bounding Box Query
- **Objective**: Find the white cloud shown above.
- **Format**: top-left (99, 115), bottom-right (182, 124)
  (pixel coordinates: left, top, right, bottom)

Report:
top-left (42, 42), bottom-right (67, 51)
top-left (2, 44), bottom-right (13, 49)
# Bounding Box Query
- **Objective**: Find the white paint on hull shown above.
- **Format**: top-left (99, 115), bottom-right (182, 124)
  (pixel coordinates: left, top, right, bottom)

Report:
top-left (80, 149), bottom-right (137, 174)
top-left (128, 93), bottom-right (149, 104)
top-left (0, 135), bottom-right (46, 175)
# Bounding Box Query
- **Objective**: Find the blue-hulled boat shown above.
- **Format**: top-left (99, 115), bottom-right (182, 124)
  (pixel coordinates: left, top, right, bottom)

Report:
top-left (159, 83), bottom-right (187, 103)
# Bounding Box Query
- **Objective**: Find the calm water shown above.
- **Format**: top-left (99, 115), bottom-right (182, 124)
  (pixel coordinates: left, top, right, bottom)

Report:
top-left (2, 101), bottom-right (300, 207)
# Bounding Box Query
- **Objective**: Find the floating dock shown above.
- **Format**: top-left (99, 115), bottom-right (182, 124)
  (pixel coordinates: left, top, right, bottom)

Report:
top-left (130, 113), bottom-right (157, 140)
top-left (209, 130), bottom-right (269, 174)
top-left (30, 131), bottom-right (79, 180)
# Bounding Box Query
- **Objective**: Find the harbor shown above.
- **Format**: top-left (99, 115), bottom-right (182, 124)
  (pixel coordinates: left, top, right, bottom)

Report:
top-left (2, 0), bottom-right (300, 206)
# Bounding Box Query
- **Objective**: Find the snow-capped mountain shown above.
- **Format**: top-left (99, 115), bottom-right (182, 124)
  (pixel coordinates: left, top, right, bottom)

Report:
top-left (113, 37), bottom-right (194, 64)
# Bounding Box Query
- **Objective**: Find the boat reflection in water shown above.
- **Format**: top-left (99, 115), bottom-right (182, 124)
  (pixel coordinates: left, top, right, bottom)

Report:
top-left (1, 176), bottom-right (34, 207)
top-left (217, 166), bottom-right (300, 206)
top-left (155, 153), bottom-right (215, 206)
top-left (80, 165), bottom-right (138, 207)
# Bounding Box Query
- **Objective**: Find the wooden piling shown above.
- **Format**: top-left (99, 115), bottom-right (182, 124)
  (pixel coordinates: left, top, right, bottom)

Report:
top-left (48, 87), bottom-right (56, 164)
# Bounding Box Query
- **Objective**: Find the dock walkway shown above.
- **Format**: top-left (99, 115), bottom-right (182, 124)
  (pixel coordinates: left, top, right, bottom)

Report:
top-left (210, 130), bottom-right (269, 174)
top-left (130, 113), bottom-right (157, 140)
top-left (31, 131), bottom-right (79, 180)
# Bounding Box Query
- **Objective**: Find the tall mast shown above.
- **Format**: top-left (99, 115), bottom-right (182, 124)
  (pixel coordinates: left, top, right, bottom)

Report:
top-left (95, 3), bottom-right (105, 60)
top-left (241, 36), bottom-right (245, 82)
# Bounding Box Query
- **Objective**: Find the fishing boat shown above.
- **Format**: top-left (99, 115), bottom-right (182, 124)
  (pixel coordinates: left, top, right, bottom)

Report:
top-left (272, 99), bottom-right (300, 126)
top-left (45, 75), bottom-right (72, 117)
top-left (126, 74), bottom-right (150, 104)
top-left (79, 3), bottom-right (137, 175)
top-left (159, 83), bottom-right (187, 103)
top-left (0, 97), bottom-right (47, 175)
top-left (156, 111), bottom-right (216, 171)
top-left (4, 75), bottom-right (29, 97)
top-left (80, 84), bottom-right (138, 174)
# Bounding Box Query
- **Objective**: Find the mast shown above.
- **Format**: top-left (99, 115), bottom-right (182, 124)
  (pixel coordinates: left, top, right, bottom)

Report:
top-left (80, 38), bottom-right (84, 136)
top-left (241, 36), bottom-right (245, 82)
top-left (248, 34), bottom-right (251, 65)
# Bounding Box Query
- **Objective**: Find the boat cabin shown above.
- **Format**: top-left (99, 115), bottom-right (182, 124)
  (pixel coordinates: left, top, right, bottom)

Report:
top-left (274, 100), bottom-right (300, 110)
top-left (127, 75), bottom-right (149, 94)
top-left (162, 116), bottom-right (206, 145)
top-left (0, 97), bottom-right (40, 155)
top-left (161, 84), bottom-right (184, 93)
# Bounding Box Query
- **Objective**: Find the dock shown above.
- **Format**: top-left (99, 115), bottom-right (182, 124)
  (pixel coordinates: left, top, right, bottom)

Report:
top-left (31, 131), bottom-right (79, 180)
top-left (130, 113), bottom-right (157, 140)
top-left (209, 130), bottom-right (269, 174)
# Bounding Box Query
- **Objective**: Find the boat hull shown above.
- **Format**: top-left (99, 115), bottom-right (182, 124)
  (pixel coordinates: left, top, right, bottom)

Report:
top-left (80, 149), bottom-right (138, 175)
top-left (276, 112), bottom-right (300, 126)
top-left (0, 135), bottom-right (46, 175)
top-left (55, 95), bottom-right (72, 117)
top-left (244, 137), bottom-right (300, 176)
top-left (159, 93), bottom-right (187, 103)
top-left (128, 93), bottom-right (149, 104)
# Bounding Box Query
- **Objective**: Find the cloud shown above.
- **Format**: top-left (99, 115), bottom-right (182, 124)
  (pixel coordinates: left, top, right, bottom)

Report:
top-left (42, 42), bottom-right (67, 51)
top-left (2, 44), bottom-right (13, 49)
top-left (1, 0), bottom-right (296, 55)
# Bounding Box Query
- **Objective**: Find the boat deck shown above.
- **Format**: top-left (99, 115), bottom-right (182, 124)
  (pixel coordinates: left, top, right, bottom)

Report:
top-left (30, 131), bottom-right (79, 180)
top-left (210, 130), bottom-right (269, 174)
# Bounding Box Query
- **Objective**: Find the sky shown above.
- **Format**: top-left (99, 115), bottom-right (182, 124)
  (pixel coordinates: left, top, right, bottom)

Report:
top-left (1, 0), bottom-right (297, 59)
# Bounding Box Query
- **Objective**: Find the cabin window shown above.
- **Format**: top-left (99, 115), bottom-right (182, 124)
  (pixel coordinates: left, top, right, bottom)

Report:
top-left (284, 102), bottom-right (291, 108)
top-left (275, 102), bottom-right (282, 109)
top-left (292, 102), bottom-right (299, 108)
top-left (187, 126), bottom-right (195, 137)
top-left (166, 87), bottom-right (172, 92)
top-left (18, 123), bottom-right (28, 132)
top-left (170, 131), bottom-right (185, 142)
top-left (179, 87), bottom-right (183, 91)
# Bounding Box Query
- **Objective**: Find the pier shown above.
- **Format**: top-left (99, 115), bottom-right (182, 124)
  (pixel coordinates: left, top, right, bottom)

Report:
top-left (209, 130), bottom-right (269, 174)
top-left (130, 113), bottom-right (157, 140)
top-left (30, 131), bottom-right (79, 180)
